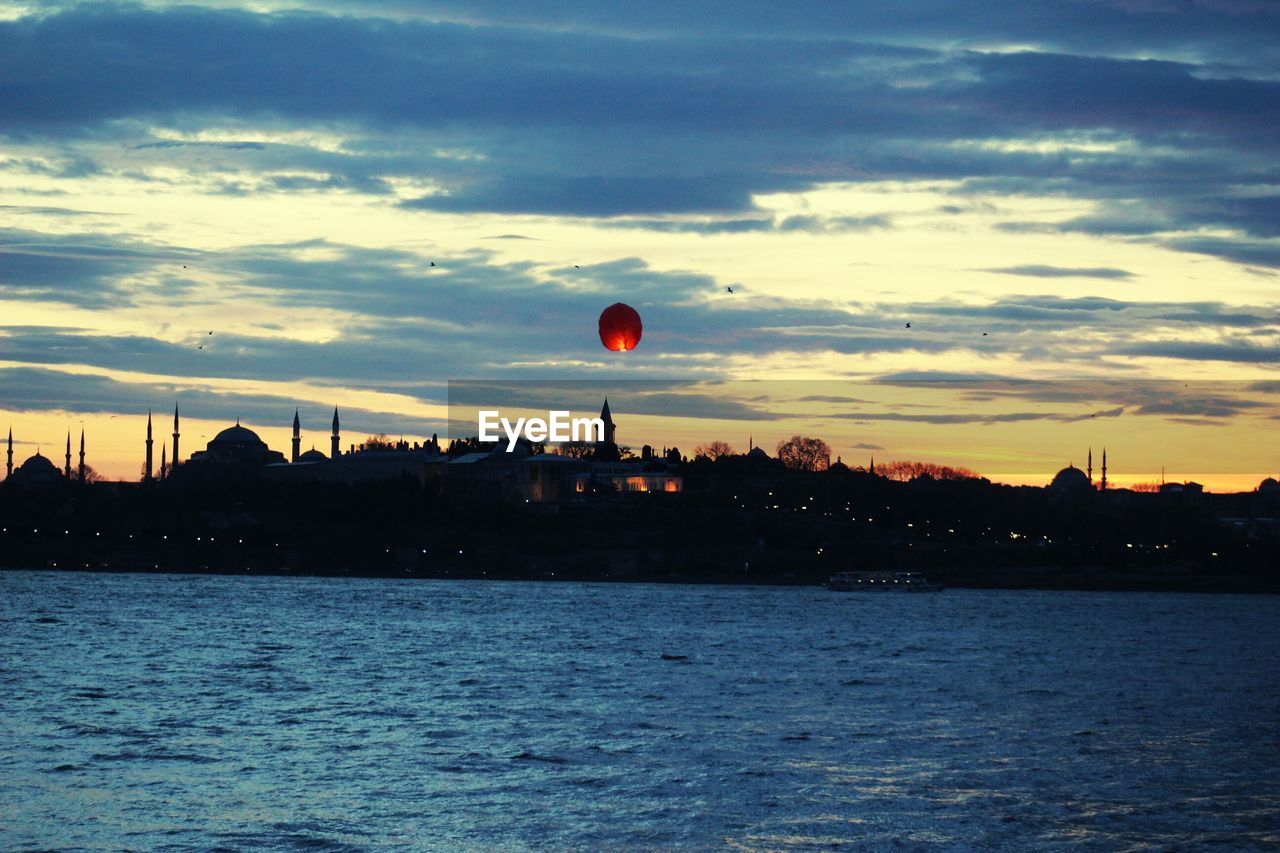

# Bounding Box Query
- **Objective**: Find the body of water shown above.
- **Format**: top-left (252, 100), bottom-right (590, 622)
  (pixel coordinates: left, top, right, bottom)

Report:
top-left (2, 571), bottom-right (1278, 850)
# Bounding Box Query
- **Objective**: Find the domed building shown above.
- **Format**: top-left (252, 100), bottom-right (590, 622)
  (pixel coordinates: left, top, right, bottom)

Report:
top-left (186, 421), bottom-right (287, 469)
top-left (1049, 463), bottom-right (1093, 496)
top-left (7, 451), bottom-right (65, 488)
top-left (298, 448), bottom-right (328, 463)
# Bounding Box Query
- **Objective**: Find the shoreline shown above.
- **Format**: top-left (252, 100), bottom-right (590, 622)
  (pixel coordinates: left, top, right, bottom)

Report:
top-left (4, 563), bottom-right (1276, 595)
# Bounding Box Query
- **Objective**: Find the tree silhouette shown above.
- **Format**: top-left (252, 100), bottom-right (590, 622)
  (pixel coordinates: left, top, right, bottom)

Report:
top-left (552, 441), bottom-right (595, 459)
top-left (876, 460), bottom-right (980, 481)
top-left (694, 440), bottom-right (735, 460)
top-left (776, 435), bottom-right (830, 472)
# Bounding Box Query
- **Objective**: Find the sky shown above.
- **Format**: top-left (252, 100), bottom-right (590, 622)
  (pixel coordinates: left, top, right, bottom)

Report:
top-left (1, 0), bottom-right (1278, 486)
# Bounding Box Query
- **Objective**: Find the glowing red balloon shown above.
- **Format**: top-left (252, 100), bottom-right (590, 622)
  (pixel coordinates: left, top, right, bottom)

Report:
top-left (598, 302), bottom-right (643, 352)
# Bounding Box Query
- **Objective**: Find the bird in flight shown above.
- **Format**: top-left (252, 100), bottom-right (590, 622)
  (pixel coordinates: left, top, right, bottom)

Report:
top-left (726, 286), bottom-right (734, 294)
top-left (574, 265), bottom-right (580, 269)
top-left (905, 322), bottom-right (911, 329)
top-left (430, 261), bottom-right (436, 267)
top-left (982, 332), bottom-right (988, 336)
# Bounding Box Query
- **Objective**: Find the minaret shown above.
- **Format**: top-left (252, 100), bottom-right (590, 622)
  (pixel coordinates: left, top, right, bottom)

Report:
top-left (78, 429), bottom-right (85, 482)
top-left (331, 408), bottom-right (340, 460)
top-left (145, 410), bottom-right (154, 482)
top-left (1087, 447), bottom-right (1093, 483)
top-left (6, 427), bottom-right (13, 479)
top-left (292, 409), bottom-right (301, 463)
top-left (869, 456), bottom-right (875, 476)
top-left (600, 398), bottom-right (616, 445)
top-left (65, 431), bottom-right (72, 479)
top-left (172, 405), bottom-right (180, 470)
top-left (160, 443), bottom-right (167, 482)
top-left (1101, 447), bottom-right (1108, 491)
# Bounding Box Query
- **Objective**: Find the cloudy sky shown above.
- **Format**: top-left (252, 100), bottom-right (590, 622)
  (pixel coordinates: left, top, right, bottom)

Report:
top-left (1, 0), bottom-right (1278, 484)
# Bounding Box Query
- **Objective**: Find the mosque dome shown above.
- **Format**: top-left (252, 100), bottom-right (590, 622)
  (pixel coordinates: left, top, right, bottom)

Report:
top-left (1050, 464), bottom-right (1092, 492)
top-left (210, 423), bottom-right (267, 448)
top-left (745, 446), bottom-right (770, 461)
top-left (298, 448), bottom-right (328, 463)
top-left (8, 451), bottom-right (64, 487)
top-left (828, 456), bottom-right (850, 474)
top-left (17, 452), bottom-right (60, 476)
top-left (185, 420), bottom-right (287, 470)
top-left (1259, 477), bottom-right (1279, 495)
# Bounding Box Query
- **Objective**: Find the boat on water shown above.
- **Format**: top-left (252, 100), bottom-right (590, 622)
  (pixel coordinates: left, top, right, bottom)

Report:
top-left (825, 571), bottom-right (944, 592)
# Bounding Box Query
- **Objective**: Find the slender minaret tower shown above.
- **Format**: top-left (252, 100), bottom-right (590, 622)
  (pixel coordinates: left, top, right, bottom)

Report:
top-left (870, 456), bottom-right (876, 476)
top-left (78, 429), bottom-right (85, 482)
top-left (1087, 447), bottom-right (1093, 483)
top-left (1101, 447), bottom-right (1108, 491)
top-left (65, 431), bottom-right (72, 479)
top-left (6, 426), bottom-right (13, 479)
top-left (145, 410), bottom-right (154, 482)
top-left (331, 408), bottom-right (340, 460)
top-left (292, 409), bottom-right (301, 463)
top-left (600, 398), bottom-right (616, 445)
top-left (160, 443), bottom-right (167, 482)
top-left (172, 405), bottom-right (180, 470)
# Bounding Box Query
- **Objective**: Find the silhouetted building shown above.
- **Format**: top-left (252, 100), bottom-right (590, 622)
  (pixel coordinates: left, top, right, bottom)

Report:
top-left (186, 422), bottom-right (288, 469)
top-left (1050, 464), bottom-right (1092, 496)
top-left (7, 451), bottom-right (65, 489)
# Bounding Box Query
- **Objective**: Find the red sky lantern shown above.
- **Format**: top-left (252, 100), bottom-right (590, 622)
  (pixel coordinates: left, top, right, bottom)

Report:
top-left (598, 302), bottom-right (643, 352)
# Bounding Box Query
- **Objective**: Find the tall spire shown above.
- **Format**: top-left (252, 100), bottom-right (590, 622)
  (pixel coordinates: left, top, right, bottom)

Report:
top-left (79, 428), bottom-right (85, 482)
top-left (1087, 447), bottom-right (1093, 483)
top-left (870, 455), bottom-right (875, 476)
top-left (160, 443), bottom-right (167, 482)
top-left (65, 431), bottom-right (71, 479)
top-left (331, 407), bottom-right (341, 460)
top-left (6, 426), bottom-right (13, 479)
top-left (144, 410), bottom-right (154, 482)
top-left (172, 405), bottom-right (180, 470)
top-left (600, 398), bottom-right (616, 445)
top-left (1101, 447), bottom-right (1108, 491)
top-left (292, 408), bottom-right (301, 463)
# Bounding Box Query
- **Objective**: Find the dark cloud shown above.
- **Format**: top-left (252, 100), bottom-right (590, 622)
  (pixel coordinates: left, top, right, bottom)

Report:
top-left (831, 410), bottom-right (1103, 426)
top-left (0, 366), bottom-right (443, 441)
top-left (0, 3), bottom-right (1277, 244)
top-left (1114, 341), bottom-right (1280, 363)
top-left (982, 265), bottom-right (1133, 279)
top-left (0, 227), bottom-right (199, 308)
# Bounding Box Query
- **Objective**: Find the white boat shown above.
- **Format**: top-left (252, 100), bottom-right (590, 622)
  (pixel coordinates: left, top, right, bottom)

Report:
top-left (826, 571), bottom-right (943, 592)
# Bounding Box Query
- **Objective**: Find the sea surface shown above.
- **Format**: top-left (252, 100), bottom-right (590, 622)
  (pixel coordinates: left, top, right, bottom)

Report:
top-left (2, 571), bottom-right (1278, 851)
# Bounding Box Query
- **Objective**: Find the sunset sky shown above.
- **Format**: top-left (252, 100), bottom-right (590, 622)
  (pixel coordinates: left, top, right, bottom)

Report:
top-left (1, 1), bottom-right (1278, 486)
